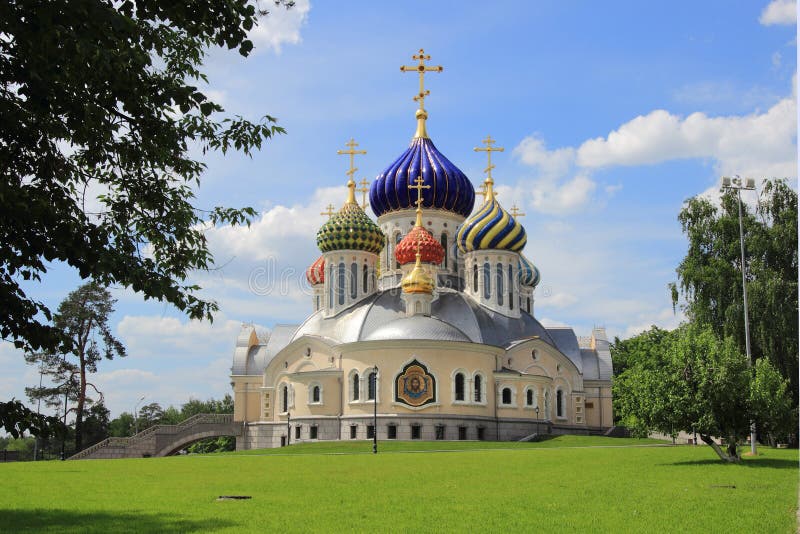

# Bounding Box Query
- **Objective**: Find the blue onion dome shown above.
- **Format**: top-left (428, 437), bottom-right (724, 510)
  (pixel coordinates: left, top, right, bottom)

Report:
top-left (457, 178), bottom-right (527, 253)
top-left (317, 180), bottom-right (386, 254)
top-left (369, 133), bottom-right (475, 218)
top-left (518, 254), bottom-right (541, 288)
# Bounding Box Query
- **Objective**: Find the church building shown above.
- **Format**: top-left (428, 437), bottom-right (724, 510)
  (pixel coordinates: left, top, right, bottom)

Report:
top-left (230, 50), bottom-right (613, 448)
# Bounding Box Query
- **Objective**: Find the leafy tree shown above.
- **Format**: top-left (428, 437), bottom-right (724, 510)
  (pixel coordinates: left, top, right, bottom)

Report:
top-left (0, 399), bottom-right (64, 440)
top-left (109, 412), bottom-right (135, 438)
top-left (614, 324), bottom-right (751, 462)
top-left (25, 282), bottom-right (125, 452)
top-left (81, 401), bottom-right (111, 447)
top-left (610, 325), bottom-right (671, 376)
top-left (672, 179), bottom-right (798, 393)
top-left (136, 402), bottom-right (165, 433)
top-left (1, 1), bottom-right (289, 355)
top-left (749, 358), bottom-right (795, 446)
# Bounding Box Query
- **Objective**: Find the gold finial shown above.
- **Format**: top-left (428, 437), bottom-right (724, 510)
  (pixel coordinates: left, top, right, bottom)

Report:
top-left (401, 49), bottom-right (443, 139)
top-left (358, 178), bottom-right (370, 209)
top-left (474, 135), bottom-right (504, 202)
top-left (337, 138), bottom-right (367, 205)
top-left (510, 204), bottom-right (526, 218)
top-left (401, 234), bottom-right (434, 295)
top-left (320, 204), bottom-right (336, 218)
top-left (476, 182), bottom-right (500, 201)
top-left (408, 176), bottom-right (430, 227)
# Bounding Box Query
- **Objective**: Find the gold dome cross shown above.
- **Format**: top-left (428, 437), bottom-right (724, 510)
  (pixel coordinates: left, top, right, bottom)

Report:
top-left (358, 178), bottom-right (370, 209)
top-left (337, 138), bottom-right (367, 181)
top-left (400, 49), bottom-right (443, 111)
top-left (320, 204), bottom-right (336, 218)
top-left (510, 204), bottom-right (526, 218)
top-left (474, 135), bottom-right (504, 201)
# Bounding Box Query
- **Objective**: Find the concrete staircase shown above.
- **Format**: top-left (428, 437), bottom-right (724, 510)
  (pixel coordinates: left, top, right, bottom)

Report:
top-left (69, 413), bottom-right (242, 460)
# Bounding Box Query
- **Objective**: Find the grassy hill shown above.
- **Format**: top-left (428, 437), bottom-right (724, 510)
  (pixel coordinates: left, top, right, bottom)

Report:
top-left (0, 436), bottom-right (796, 533)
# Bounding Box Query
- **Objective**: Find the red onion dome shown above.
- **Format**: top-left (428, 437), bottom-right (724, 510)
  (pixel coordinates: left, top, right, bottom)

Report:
top-left (306, 256), bottom-right (325, 285)
top-left (395, 226), bottom-right (444, 265)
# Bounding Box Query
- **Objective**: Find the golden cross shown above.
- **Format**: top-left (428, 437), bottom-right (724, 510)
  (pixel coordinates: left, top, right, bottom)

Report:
top-left (320, 204), bottom-right (336, 218)
top-left (510, 205), bottom-right (526, 218)
top-left (400, 49), bottom-right (443, 111)
top-left (409, 176), bottom-right (430, 227)
top-left (358, 178), bottom-right (370, 209)
top-left (474, 135), bottom-right (504, 182)
top-left (477, 181), bottom-right (500, 201)
top-left (337, 138), bottom-right (367, 181)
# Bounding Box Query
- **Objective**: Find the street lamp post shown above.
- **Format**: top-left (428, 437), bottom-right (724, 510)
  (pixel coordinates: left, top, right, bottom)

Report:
top-left (133, 396), bottom-right (145, 435)
top-left (534, 406), bottom-right (540, 439)
top-left (721, 175), bottom-right (757, 456)
top-left (287, 412), bottom-right (291, 446)
top-left (372, 366), bottom-right (378, 454)
top-left (33, 364), bottom-right (44, 461)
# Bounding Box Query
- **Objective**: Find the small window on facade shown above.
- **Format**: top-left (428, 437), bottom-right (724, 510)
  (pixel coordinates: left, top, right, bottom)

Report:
top-left (458, 426), bottom-right (467, 441)
top-left (352, 373), bottom-right (360, 401)
top-left (362, 264), bottom-right (368, 293)
top-left (411, 424), bottom-right (421, 440)
top-left (454, 372), bottom-right (465, 401)
top-left (477, 427), bottom-right (485, 441)
top-left (435, 425), bottom-right (445, 440)
top-left (527, 297), bottom-right (531, 314)
top-left (502, 387), bottom-right (512, 405)
top-left (328, 265), bottom-right (334, 308)
top-left (312, 385), bottom-right (320, 403)
top-left (310, 425), bottom-right (318, 439)
top-left (337, 262), bottom-right (345, 306)
top-left (350, 262), bottom-right (358, 299)
top-left (315, 295), bottom-right (320, 310)
top-left (496, 263), bottom-right (504, 306)
top-left (295, 426), bottom-right (301, 439)
top-left (474, 375), bottom-right (483, 403)
top-left (531, 349), bottom-right (538, 360)
top-left (472, 264), bottom-right (478, 292)
top-left (482, 262), bottom-right (491, 299)
top-left (350, 425), bottom-right (357, 439)
top-left (440, 233), bottom-right (448, 269)
top-left (367, 371), bottom-right (377, 401)
top-left (366, 425), bottom-right (375, 439)
top-left (526, 388), bottom-right (534, 406)
top-left (282, 385), bottom-right (289, 413)
top-left (395, 233), bottom-right (402, 269)
top-left (557, 389), bottom-right (564, 418)
top-left (387, 425), bottom-right (397, 439)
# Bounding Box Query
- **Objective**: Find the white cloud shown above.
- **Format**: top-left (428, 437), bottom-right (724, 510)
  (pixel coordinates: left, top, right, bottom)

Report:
top-left (513, 135), bottom-right (576, 178)
top-left (760, 0), bottom-right (796, 26)
top-left (530, 174), bottom-right (597, 215)
top-left (117, 314), bottom-right (242, 359)
top-left (249, 0), bottom-right (310, 53)
top-left (576, 95), bottom-right (797, 177)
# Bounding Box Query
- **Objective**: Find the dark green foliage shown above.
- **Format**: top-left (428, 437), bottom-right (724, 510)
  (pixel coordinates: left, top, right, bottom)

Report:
top-left (673, 179), bottom-right (798, 393)
top-left (0, 399), bottom-right (64, 440)
top-left (610, 325), bottom-right (671, 376)
top-left (25, 282), bottom-right (125, 452)
top-left (0, 0), bottom-right (288, 354)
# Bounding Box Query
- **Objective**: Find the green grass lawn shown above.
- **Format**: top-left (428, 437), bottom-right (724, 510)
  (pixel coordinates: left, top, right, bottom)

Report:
top-left (0, 436), bottom-right (796, 533)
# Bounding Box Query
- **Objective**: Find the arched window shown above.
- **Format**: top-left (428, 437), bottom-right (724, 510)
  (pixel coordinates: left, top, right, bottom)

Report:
top-left (315, 295), bottom-right (320, 311)
top-left (557, 389), bottom-right (565, 418)
top-left (281, 384), bottom-right (289, 413)
top-left (527, 297), bottom-right (531, 314)
top-left (328, 265), bottom-right (333, 308)
top-left (337, 262), bottom-right (345, 306)
top-left (415, 301), bottom-right (422, 313)
top-left (312, 385), bottom-right (320, 403)
top-left (454, 372), bottom-right (465, 401)
top-left (350, 262), bottom-right (358, 300)
top-left (352, 373), bottom-right (360, 401)
top-left (362, 264), bottom-right (368, 293)
top-left (508, 264), bottom-right (514, 310)
top-left (496, 263), bottom-right (504, 306)
top-left (544, 390), bottom-right (550, 417)
top-left (474, 374), bottom-right (483, 402)
top-left (472, 264), bottom-right (478, 292)
top-left (502, 387), bottom-right (512, 405)
top-left (440, 233), bottom-right (448, 269)
top-left (482, 262), bottom-right (491, 299)
top-left (526, 388), bottom-right (534, 406)
top-left (395, 233), bottom-right (402, 269)
top-left (367, 371), bottom-right (377, 401)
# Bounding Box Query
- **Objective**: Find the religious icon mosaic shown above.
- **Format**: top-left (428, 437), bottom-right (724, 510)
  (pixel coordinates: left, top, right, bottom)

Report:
top-left (395, 359), bottom-right (436, 407)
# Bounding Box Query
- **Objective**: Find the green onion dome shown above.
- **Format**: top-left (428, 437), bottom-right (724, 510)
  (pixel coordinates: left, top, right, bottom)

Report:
top-left (316, 180), bottom-right (386, 254)
top-left (457, 178), bottom-right (526, 253)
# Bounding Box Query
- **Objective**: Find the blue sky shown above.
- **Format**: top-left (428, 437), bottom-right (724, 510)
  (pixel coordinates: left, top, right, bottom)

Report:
top-left (2, 0), bottom-right (796, 418)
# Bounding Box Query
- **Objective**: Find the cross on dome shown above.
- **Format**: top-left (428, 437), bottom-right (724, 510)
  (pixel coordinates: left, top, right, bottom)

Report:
top-left (358, 178), bottom-right (370, 209)
top-left (337, 138), bottom-right (367, 204)
top-left (400, 48), bottom-right (443, 111)
top-left (408, 175), bottom-right (431, 227)
top-left (320, 204), bottom-right (336, 218)
top-left (510, 204), bottom-right (526, 218)
top-left (474, 135), bottom-right (504, 202)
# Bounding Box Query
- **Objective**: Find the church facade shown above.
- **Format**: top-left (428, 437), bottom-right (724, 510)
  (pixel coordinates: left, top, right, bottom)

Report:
top-left (230, 50), bottom-right (613, 449)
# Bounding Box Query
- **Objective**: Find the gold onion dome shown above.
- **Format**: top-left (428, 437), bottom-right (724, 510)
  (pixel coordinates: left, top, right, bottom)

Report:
top-left (456, 177), bottom-right (527, 253)
top-left (316, 180), bottom-right (386, 254)
top-left (401, 250), bottom-right (435, 294)
top-left (306, 255), bottom-right (325, 285)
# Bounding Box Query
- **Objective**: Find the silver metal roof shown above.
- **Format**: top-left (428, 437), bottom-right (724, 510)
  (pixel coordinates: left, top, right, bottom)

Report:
top-left (363, 315), bottom-right (472, 342)
top-left (545, 327), bottom-right (584, 374)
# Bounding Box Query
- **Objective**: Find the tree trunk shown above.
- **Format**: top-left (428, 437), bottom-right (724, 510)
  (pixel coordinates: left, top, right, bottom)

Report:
top-left (699, 434), bottom-right (740, 463)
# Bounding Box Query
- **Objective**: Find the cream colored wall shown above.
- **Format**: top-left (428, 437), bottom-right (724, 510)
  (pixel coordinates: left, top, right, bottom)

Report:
top-left (583, 382), bottom-right (613, 428)
top-left (232, 375), bottom-right (263, 423)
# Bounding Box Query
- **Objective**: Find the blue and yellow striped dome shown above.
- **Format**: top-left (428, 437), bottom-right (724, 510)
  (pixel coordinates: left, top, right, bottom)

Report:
top-left (457, 181), bottom-right (527, 253)
top-left (518, 254), bottom-right (541, 288)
